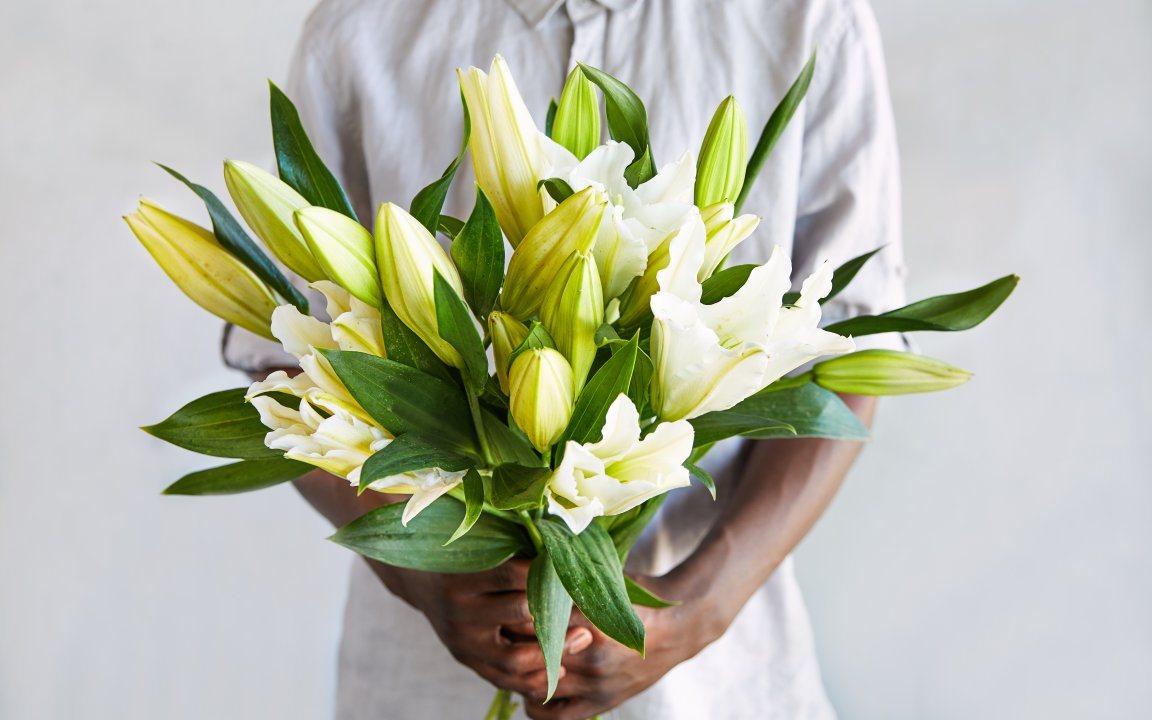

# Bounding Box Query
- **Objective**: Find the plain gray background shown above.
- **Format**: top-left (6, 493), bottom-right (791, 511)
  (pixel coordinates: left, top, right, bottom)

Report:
top-left (1, 1), bottom-right (1148, 718)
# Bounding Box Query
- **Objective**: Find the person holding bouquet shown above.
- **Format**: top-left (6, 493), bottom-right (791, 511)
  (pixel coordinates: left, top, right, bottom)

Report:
top-left (219, 0), bottom-right (908, 717)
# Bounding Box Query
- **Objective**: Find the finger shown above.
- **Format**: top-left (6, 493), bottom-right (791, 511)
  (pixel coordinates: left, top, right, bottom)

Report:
top-left (477, 662), bottom-right (552, 700)
top-left (475, 592), bottom-right (533, 627)
top-left (563, 626), bottom-right (593, 655)
top-left (523, 695), bottom-right (603, 720)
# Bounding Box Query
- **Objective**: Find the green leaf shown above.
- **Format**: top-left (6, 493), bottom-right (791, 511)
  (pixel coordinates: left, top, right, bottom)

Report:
top-left (446, 469), bottom-right (486, 544)
top-left (507, 321), bottom-right (557, 368)
top-left (604, 495), bottom-right (666, 558)
top-left (320, 349), bottom-right (476, 451)
top-left (627, 343), bottom-right (653, 414)
top-left (561, 334), bottom-right (638, 446)
top-left (824, 275), bottom-right (1019, 337)
top-left (451, 188), bottom-right (505, 319)
top-left (735, 51), bottom-right (816, 214)
top-left (269, 82), bottom-right (358, 220)
top-left (438, 215), bottom-right (466, 240)
top-left (378, 299), bottom-right (453, 383)
top-left (625, 576), bottom-right (679, 608)
top-left (434, 271), bottom-right (488, 394)
top-left (577, 63), bottom-right (655, 187)
top-left (157, 164), bottom-right (308, 312)
top-left (690, 383), bottom-right (868, 446)
top-left (485, 464), bottom-right (550, 511)
top-left (537, 177), bottom-right (575, 204)
top-left (480, 411), bottom-right (541, 467)
top-left (544, 98), bottom-right (558, 138)
top-left (685, 462), bottom-right (715, 500)
top-left (359, 433), bottom-right (475, 491)
top-left (330, 497), bottom-right (528, 572)
top-left (782, 247), bottom-right (886, 306)
top-left (410, 95), bottom-right (471, 234)
top-left (537, 518), bottom-right (645, 653)
top-left (143, 388), bottom-right (278, 459)
top-left (527, 547), bottom-right (573, 701)
top-left (162, 457), bottom-right (311, 495)
top-left (700, 264), bottom-right (756, 305)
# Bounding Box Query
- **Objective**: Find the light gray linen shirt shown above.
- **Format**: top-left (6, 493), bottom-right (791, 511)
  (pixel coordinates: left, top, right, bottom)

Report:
top-left (224, 0), bottom-right (906, 717)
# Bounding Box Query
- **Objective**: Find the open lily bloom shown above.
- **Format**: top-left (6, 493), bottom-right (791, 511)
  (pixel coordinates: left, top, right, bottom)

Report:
top-left (548, 141), bottom-right (698, 300)
top-left (545, 394), bottom-right (694, 534)
top-left (650, 233), bottom-right (857, 421)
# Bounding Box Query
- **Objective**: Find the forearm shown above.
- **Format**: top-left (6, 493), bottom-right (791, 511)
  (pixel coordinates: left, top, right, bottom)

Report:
top-left (292, 469), bottom-right (402, 528)
top-left (672, 394), bottom-right (877, 632)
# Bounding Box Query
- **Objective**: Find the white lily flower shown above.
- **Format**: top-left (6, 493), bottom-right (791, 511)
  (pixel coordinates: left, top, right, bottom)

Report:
top-left (251, 394), bottom-right (463, 526)
top-left (547, 141), bottom-right (698, 301)
top-left (650, 243), bottom-right (856, 421)
top-left (698, 202), bottom-right (760, 281)
top-left (545, 394), bottom-right (693, 534)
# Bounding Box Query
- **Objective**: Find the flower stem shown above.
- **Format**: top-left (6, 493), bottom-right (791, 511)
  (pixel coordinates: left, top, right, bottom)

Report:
top-left (484, 687), bottom-right (517, 720)
top-left (518, 510), bottom-right (545, 552)
top-left (467, 390), bottom-right (495, 466)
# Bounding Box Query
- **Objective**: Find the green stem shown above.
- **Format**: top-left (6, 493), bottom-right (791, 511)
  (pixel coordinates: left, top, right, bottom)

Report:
top-left (518, 510), bottom-right (545, 552)
top-left (467, 391), bottom-right (495, 466)
top-left (484, 687), bottom-right (517, 720)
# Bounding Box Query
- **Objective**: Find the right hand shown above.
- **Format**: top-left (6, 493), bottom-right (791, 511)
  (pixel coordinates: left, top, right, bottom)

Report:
top-left (367, 557), bottom-right (594, 701)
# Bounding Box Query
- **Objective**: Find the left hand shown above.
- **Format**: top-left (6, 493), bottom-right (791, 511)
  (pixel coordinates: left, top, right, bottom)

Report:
top-left (521, 573), bottom-right (725, 720)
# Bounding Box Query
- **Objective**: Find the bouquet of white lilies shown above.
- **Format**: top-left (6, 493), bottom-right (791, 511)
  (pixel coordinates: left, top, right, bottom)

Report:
top-left (128, 55), bottom-right (1016, 715)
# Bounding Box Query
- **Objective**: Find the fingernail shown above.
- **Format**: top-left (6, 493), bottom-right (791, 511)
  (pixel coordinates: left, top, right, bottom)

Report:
top-left (566, 627), bottom-right (593, 653)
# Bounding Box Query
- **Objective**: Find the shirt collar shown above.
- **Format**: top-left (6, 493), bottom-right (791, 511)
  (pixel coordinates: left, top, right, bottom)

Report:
top-left (505, 0), bottom-right (639, 28)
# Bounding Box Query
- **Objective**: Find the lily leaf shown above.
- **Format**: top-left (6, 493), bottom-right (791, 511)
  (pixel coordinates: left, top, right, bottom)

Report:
top-left (685, 462), bottom-right (716, 500)
top-left (331, 497), bottom-right (527, 572)
top-left (485, 464), bottom-right (551, 511)
top-left (824, 275), bottom-right (1019, 337)
top-left (735, 51), bottom-right (816, 214)
top-left (163, 457), bottom-right (311, 495)
top-left (537, 177), bottom-right (575, 205)
top-left (269, 82), bottom-right (358, 220)
top-left (528, 547), bottom-right (573, 701)
top-left (625, 576), bottom-right (680, 608)
top-left (561, 334), bottom-right (638, 447)
top-left (451, 188), bottom-right (504, 319)
top-left (690, 383), bottom-right (867, 446)
top-left (143, 388), bottom-right (278, 459)
top-left (158, 164), bottom-right (308, 312)
top-left (434, 270), bottom-right (488, 394)
top-left (578, 63), bottom-right (655, 187)
top-left (537, 518), bottom-right (646, 653)
top-left (359, 433), bottom-right (475, 491)
top-left (411, 94), bottom-right (471, 234)
top-left (446, 468), bottom-right (486, 545)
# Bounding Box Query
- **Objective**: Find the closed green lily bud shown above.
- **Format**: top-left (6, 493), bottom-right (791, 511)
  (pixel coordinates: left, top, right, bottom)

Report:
top-left (375, 202), bottom-right (466, 368)
top-left (509, 347), bottom-right (575, 453)
top-left (294, 206), bottom-right (382, 308)
top-left (501, 186), bottom-right (605, 321)
top-left (126, 197), bottom-right (278, 339)
top-left (224, 159), bottom-right (325, 281)
top-left (540, 250), bottom-right (604, 392)
top-left (812, 350), bottom-right (973, 395)
top-left (698, 201), bottom-right (760, 280)
top-left (694, 96), bottom-right (748, 207)
top-left (552, 66), bottom-right (601, 160)
top-left (489, 311), bottom-right (529, 395)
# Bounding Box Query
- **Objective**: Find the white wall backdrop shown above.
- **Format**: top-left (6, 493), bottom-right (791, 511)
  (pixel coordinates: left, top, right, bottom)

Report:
top-left (1, 1), bottom-right (1147, 719)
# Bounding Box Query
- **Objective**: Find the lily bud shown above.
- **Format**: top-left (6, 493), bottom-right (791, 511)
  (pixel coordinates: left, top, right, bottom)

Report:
top-left (459, 55), bottom-right (548, 247)
top-left (509, 348), bottom-right (575, 453)
top-left (694, 96), bottom-right (748, 207)
top-left (540, 250), bottom-right (604, 392)
top-left (552, 66), bottom-right (600, 160)
top-left (374, 202), bottom-right (465, 367)
top-left (488, 311), bottom-right (529, 394)
top-left (294, 206), bottom-right (382, 308)
top-left (616, 213), bottom-right (706, 329)
top-left (223, 160), bottom-right (324, 281)
top-left (126, 197), bottom-right (278, 339)
top-left (501, 187), bottom-right (605, 321)
top-left (812, 350), bottom-right (973, 395)
top-left (698, 201), bottom-right (760, 280)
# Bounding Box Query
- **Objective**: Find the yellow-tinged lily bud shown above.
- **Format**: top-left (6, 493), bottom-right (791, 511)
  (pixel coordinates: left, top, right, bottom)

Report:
top-left (552, 66), bottom-right (600, 160)
top-left (509, 348), bottom-right (575, 453)
top-left (459, 55), bottom-right (549, 247)
top-left (489, 311), bottom-right (529, 395)
top-left (540, 250), bottom-right (604, 392)
top-left (294, 207), bottom-right (382, 308)
top-left (698, 201), bottom-right (760, 281)
top-left (501, 186), bottom-right (605, 320)
top-left (374, 202), bottom-right (465, 367)
top-left (812, 350), bottom-right (973, 395)
top-left (126, 198), bottom-right (278, 339)
top-left (223, 159), bottom-right (325, 281)
top-left (695, 96), bottom-right (748, 207)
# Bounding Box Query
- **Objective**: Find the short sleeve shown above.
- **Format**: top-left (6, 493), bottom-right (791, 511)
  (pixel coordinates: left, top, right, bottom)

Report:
top-left (792, 0), bottom-right (909, 352)
top-left (221, 14), bottom-right (370, 373)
